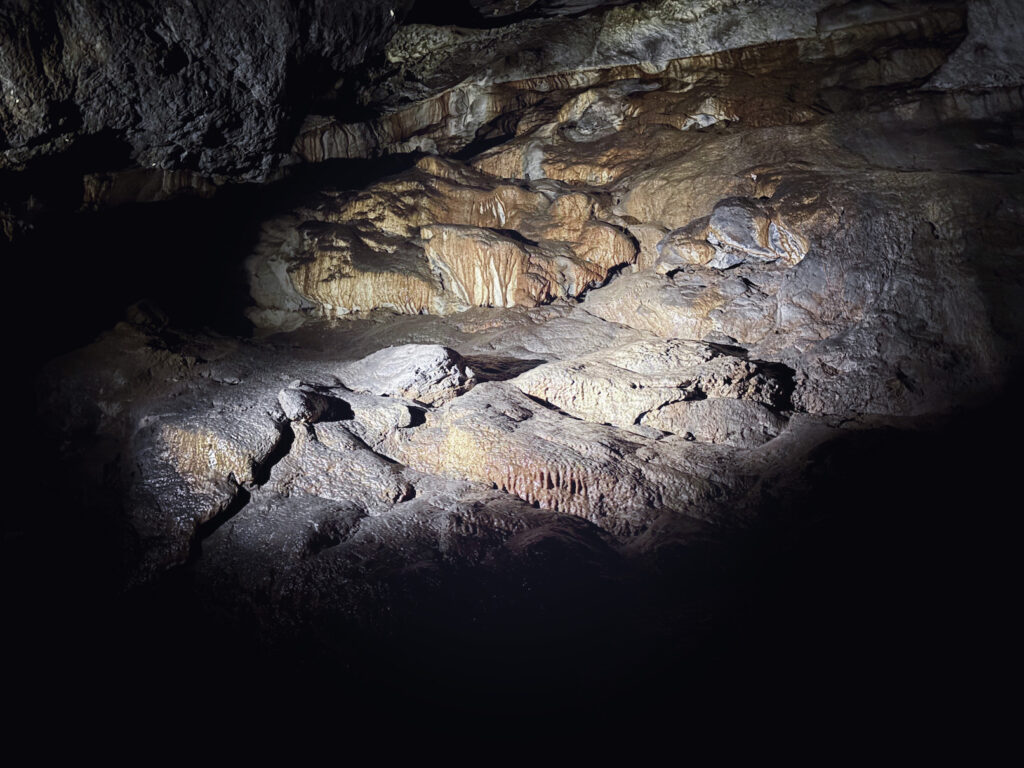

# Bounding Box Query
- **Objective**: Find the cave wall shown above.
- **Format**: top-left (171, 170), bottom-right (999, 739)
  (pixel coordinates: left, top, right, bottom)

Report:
top-left (0, 0), bottom-right (411, 176)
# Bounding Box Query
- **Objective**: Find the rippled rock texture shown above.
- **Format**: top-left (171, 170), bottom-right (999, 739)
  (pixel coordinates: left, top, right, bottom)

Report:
top-left (23, 0), bottom-right (1024, 726)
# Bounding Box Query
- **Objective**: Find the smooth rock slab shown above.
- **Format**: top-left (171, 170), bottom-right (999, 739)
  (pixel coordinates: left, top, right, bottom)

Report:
top-left (268, 423), bottom-right (414, 511)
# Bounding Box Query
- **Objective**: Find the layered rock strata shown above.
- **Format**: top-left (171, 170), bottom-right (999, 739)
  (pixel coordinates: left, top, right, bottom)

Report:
top-left (247, 156), bottom-right (636, 325)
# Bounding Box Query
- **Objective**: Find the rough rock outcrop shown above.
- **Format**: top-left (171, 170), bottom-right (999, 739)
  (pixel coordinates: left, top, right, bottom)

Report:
top-left (0, 0), bottom-right (410, 177)
top-left (0, 0), bottom-right (420, 238)
top-left (336, 343), bottom-right (474, 405)
top-left (302, 0), bottom-right (978, 165)
top-left (247, 156), bottom-right (636, 325)
top-left (929, 0), bottom-right (1024, 88)
top-left (512, 338), bottom-right (790, 445)
top-left (379, 381), bottom-right (743, 536)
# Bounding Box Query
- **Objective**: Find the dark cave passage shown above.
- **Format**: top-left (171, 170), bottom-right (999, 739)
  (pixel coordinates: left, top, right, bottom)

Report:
top-left (13, 153), bottom-right (428, 372)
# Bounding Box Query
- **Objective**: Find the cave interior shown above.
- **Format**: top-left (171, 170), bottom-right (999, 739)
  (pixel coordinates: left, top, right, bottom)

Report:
top-left (4, 0), bottom-right (1023, 740)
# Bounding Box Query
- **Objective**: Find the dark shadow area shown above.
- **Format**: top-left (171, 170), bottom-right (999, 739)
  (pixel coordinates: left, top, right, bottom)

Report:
top-left (406, 0), bottom-right (632, 29)
top-left (11, 152), bottom-right (426, 377)
top-left (193, 485), bottom-right (252, 543)
top-left (490, 227), bottom-right (541, 247)
top-left (407, 0), bottom-right (515, 27)
top-left (322, 399), bottom-right (358, 423)
top-left (406, 406), bottom-right (428, 427)
top-left (453, 119), bottom-right (524, 161)
top-left (462, 355), bottom-right (547, 381)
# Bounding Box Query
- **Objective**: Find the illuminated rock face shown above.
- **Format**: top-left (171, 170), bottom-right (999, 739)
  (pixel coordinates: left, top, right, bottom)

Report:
top-left (32, 0), bottom-right (1024, 670)
top-left (511, 339), bottom-right (789, 433)
top-left (373, 340), bottom-right (793, 532)
top-left (379, 381), bottom-right (738, 536)
top-left (335, 343), bottom-right (475, 405)
top-left (246, 156), bottom-right (637, 324)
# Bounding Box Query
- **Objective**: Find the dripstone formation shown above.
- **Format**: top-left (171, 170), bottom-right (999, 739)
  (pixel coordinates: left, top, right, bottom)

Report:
top-left (13, 0), bottom-right (1023, 728)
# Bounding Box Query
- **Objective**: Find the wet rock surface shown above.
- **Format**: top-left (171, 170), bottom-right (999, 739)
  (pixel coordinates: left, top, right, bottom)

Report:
top-left (13, 0), bottom-right (1024, 733)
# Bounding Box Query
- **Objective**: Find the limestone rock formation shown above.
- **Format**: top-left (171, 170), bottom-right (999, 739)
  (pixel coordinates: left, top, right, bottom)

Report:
top-left (38, 0), bottom-right (1024, 581)
top-left (268, 421), bottom-right (415, 510)
top-left (301, 0), bottom-right (985, 169)
top-left (246, 156), bottom-right (636, 325)
top-left (929, 0), bottom-right (1024, 88)
top-left (278, 384), bottom-right (338, 424)
top-left (643, 397), bottom-right (788, 448)
top-left (379, 381), bottom-right (742, 536)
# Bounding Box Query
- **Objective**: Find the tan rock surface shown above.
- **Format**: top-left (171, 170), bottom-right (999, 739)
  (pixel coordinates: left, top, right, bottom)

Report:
top-left (421, 224), bottom-right (607, 308)
top-left (583, 267), bottom-right (780, 344)
top-left (380, 382), bottom-right (738, 536)
top-left (511, 338), bottom-right (788, 432)
top-left (247, 156), bottom-right (636, 326)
